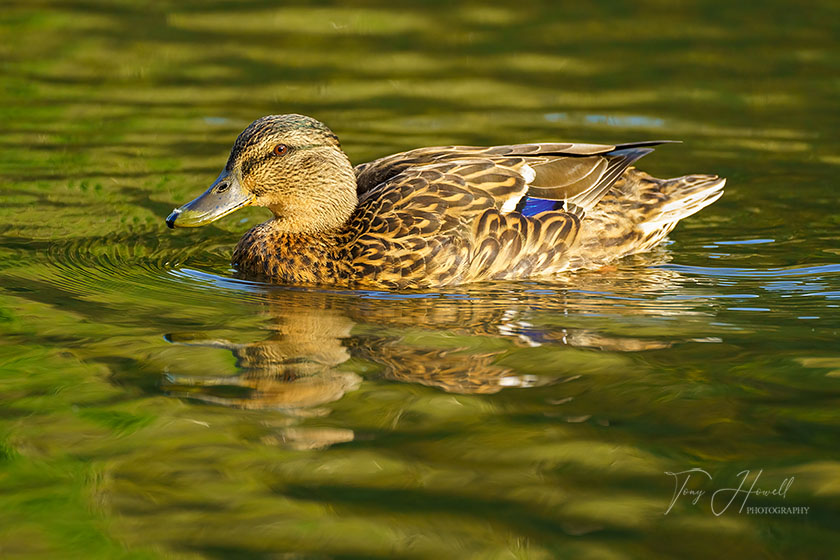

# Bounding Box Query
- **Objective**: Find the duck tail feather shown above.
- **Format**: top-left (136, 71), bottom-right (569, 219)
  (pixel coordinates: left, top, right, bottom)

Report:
top-left (640, 175), bottom-right (726, 234)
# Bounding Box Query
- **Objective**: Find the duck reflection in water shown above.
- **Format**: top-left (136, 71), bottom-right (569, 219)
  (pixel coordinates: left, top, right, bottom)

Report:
top-left (163, 258), bottom-right (715, 422)
top-left (164, 305), bottom-right (361, 415)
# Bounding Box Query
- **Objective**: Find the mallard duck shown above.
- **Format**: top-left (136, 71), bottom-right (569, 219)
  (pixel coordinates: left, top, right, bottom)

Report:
top-left (166, 114), bottom-right (724, 288)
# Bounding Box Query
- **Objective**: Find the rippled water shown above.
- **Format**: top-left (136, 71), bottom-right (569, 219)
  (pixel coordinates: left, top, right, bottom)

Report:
top-left (2, 1), bottom-right (839, 558)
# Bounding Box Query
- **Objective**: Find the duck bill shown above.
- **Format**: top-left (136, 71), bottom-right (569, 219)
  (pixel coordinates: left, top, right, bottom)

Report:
top-left (166, 170), bottom-right (255, 228)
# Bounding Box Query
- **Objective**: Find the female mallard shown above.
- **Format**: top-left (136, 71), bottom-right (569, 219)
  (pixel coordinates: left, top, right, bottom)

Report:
top-left (166, 114), bottom-right (724, 289)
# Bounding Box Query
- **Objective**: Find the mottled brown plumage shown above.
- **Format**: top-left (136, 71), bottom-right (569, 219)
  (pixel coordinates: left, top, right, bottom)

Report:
top-left (167, 114), bottom-right (725, 288)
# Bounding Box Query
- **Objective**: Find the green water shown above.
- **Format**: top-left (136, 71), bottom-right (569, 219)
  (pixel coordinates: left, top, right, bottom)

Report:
top-left (2, 1), bottom-right (839, 558)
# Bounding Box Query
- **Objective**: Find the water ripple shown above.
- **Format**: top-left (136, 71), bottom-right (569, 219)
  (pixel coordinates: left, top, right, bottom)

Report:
top-left (657, 263), bottom-right (840, 278)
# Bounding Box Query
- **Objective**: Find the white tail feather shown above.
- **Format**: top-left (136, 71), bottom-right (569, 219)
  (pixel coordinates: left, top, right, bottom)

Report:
top-left (640, 177), bottom-right (725, 235)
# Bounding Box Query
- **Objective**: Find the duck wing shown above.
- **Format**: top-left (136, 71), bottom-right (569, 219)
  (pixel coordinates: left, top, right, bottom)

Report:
top-left (353, 141), bottom-right (674, 213)
top-left (344, 141), bottom-right (676, 286)
top-left (343, 156), bottom-right (579, 287)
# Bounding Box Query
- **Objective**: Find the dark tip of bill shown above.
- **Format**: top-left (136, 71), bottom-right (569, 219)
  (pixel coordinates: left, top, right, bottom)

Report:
top-left (165, 210), bottom-right (179, 229)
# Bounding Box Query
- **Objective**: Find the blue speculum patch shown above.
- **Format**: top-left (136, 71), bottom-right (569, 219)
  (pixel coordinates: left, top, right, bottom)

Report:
top-left (517, 197), bottom-right (565, 216)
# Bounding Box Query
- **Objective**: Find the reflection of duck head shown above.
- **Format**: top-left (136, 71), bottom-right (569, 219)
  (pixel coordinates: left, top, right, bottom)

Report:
top-left (165, 259), bottom-right (714, 410)
top-left (163, 305), bottom-right (360, 413)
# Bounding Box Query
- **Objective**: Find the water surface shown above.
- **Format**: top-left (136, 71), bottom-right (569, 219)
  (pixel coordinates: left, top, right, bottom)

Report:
top-left (1, 1), bottom-right (839, 558)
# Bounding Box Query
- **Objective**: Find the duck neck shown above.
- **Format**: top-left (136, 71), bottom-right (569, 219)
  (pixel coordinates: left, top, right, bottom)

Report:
top-left (232, 221), bottom-right (342, 284)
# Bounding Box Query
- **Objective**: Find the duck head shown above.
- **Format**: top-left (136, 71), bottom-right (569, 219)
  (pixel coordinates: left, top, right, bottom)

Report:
top-left (166, 114), bottom-right (357, 234)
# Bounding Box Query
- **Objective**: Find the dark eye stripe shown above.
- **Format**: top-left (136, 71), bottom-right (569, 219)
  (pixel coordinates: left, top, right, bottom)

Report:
top-left (238, 144), bottom-right (329, 176)
top-left (241, 152), bottom-right (273, 176)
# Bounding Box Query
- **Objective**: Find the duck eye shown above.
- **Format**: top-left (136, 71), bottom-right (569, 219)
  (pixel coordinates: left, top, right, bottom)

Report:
top-left (273, 144), bottom-right (289, 157)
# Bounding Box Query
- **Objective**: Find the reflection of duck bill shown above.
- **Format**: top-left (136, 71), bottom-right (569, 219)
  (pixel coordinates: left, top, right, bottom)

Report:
top-left (166, 169), bottom-right (255, 228)
top-left (263, 427), bottom-right (355, 450)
